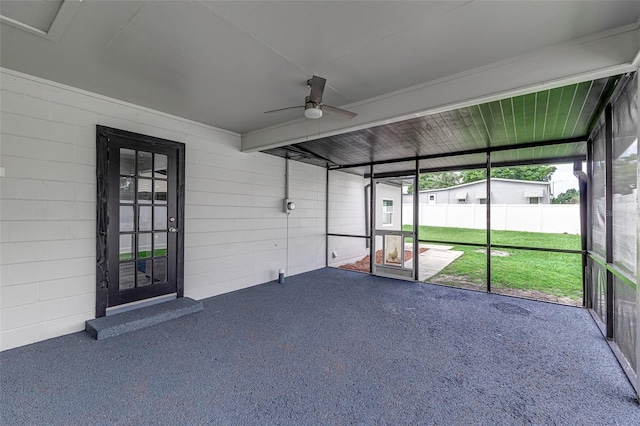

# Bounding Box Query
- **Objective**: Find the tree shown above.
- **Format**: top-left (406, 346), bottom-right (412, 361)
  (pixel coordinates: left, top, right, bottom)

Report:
top-left (492, 165), bottom-right (557, 182)
top-left (459, 169), bottom-right (486, 183)
top-left (418, 172), bottom-right (460, 190)
top-left (409, 165), bottom-right (558, 193)
top-left (552, 188), bottom-right (580, 204)
top-left (460, 165), bottom-right (557, 184)
top-left (408, 172), bottom-right (460, 193)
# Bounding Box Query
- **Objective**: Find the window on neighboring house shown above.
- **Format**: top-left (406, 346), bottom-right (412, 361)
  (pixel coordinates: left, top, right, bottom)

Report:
top-left (529, 197), bottom-right (540, 204)
top-left (475, 192), bottom-right (487, 204)
top-left (382, 199), bottom-right (393, 225)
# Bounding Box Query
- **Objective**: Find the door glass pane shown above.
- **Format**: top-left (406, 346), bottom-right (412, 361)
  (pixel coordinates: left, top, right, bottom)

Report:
top-left (136, 260), bottom-right (152, 286)
top-left (138, 151), bottom-right (153, 178)
top-left (119, 234), bottom-right (133, 261)
top-left (120, 149), bottom-right (136, 176)
top-left (154, 258), bottom-right (168, 282)
top-left (138, 233), bottom-right (152, 258)
top-left (384, 234), bottom-right (403, 266)
top-left (155, 154), bottom-right (167, 178)
top-left (119, 263), bottom-right (135, 290)
top-left (154, 180), bottom-right (167, 204)
top-left (138, 206), bottom-right (152, 231)
top-left (138, 179), bottom-right (153, 204)
top-left (119, 206), bottom-right (134, 232)
top-left (154, 207), bottom-right (167, 230)
top-left (119, 177), bottom-right (135, 203)
top-left (154, 232), bottom-right (167, 257)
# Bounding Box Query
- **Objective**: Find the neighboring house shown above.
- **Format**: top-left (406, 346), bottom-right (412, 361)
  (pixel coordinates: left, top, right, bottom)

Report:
top-left (404, 179), bottom-right (552, 205)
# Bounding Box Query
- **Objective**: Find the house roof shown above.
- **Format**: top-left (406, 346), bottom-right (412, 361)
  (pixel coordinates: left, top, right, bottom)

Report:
top-left (418, 178), bottom-right (550, 194)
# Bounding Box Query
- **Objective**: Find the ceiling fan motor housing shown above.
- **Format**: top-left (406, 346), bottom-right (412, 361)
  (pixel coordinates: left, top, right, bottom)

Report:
top-left (264, 76), bottom-right (355, 119)
top-left (304, 95), bottom-right (323, 118)
top-left (304, 95), bottom-right (319, 109)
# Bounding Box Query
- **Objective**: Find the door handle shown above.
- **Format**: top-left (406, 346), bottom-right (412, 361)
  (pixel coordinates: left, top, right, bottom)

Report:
top-left (168, 227), bottom-right (178, 233)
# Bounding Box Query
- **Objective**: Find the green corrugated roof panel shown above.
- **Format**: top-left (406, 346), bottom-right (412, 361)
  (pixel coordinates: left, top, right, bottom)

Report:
top-left (263, 75), bottom-right (618, 174)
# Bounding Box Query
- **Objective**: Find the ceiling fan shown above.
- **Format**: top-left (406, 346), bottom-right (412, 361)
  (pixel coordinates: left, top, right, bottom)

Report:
top-left (264, 75), bottom-right (357, 120)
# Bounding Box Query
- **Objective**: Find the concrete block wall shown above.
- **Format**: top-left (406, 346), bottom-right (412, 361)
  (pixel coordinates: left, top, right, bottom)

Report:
top-left (0, 69), bottom-right (326, 350)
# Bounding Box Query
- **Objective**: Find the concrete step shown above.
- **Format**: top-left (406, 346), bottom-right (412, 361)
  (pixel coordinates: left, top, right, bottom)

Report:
top-left (85, 297), bottom-right (203, 340)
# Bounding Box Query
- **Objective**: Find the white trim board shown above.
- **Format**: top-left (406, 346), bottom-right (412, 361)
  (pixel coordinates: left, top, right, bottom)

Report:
top-left (0, 0), bottom-right (82, 42)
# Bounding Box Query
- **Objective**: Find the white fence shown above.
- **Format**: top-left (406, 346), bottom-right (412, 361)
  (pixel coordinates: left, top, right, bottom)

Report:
top-left (403, 203), bottom-right (580, 234)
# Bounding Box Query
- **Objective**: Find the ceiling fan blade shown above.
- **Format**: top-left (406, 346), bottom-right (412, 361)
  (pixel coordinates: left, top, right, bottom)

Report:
top-left (263, 105), bottom-right (304, 114)
top-left (322, 104), bottom-right (358, 119)
top-left (309, 75), bottom-right (326, 104)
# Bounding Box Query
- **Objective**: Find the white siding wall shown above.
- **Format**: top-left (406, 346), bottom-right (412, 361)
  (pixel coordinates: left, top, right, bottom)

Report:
top-left (418, 180), bottom-right (552, 204)
top-left (327, 171), bottom-right (368, 266)
top-left (0, 69), bottom-right (326, 350)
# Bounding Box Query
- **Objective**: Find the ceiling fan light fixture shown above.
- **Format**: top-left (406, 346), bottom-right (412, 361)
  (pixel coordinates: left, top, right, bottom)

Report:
top-left (265, 76), bottom-right (355, 119)
top-left (304, 107), bottom-right (323, 119)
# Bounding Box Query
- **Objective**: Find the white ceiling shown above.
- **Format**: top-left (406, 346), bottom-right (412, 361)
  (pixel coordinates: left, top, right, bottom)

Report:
top-left (1, 1), bottom-right (639, 135)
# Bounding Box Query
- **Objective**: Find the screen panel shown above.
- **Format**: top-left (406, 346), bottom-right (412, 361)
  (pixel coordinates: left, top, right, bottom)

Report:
top-left (613, 274), bottom-right (637, 372)
top-left (591, 119), bottom-right (606, 258)
top-left (612, 73), bottom-right (638, 278)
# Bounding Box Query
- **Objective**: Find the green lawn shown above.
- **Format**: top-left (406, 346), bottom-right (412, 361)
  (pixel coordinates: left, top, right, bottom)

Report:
top-left (120, 249), bottom-right (167, 261)
top-left (404, 225), bottom-right (581, 250)
top-left (430, 244), bottom-right (582, 300)
top-left (404, 226), bottom-right (583, 301)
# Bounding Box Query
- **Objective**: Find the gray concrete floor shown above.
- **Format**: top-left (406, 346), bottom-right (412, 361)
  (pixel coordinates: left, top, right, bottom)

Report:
top-left (1, 267), bottom-right (638, 425)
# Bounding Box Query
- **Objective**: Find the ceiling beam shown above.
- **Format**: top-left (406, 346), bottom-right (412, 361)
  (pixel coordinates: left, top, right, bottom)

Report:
top-left (242, 23), bottom-right (640, 153)
top-left (329, 136), bottom-right (586, 171)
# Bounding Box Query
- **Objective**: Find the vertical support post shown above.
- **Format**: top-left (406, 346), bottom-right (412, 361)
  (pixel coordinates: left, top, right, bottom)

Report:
top-left (586, 138), bottom-right (594, 309)
top-left (413, 159), bottom-right (420, 281)
top-left (369, 165), bottom-right (375, 274)
top-left (364, 184), bottom-right (371, 249)
top-left (486, 153), bottom-right (492, 293)
top-left (574, 161), bottom-right (588, 308)
top-left (325, 167), bottom-right (329, 268)
top-left (635, 74), bottom-right (640, 399)
top-left (604, 104), bottom-right (614, 340)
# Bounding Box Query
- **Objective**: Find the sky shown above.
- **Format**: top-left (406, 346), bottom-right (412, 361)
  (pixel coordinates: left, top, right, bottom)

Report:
top-left (550, 163), bottom-right (579, 196)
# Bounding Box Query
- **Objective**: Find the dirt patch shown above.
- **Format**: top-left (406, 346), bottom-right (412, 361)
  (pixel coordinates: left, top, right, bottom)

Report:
top-left (492, 287), bottom-right (581, 307)
top-left (429, 274), bottom-right (581, 307)
top-left (339, 248), bottom-right (428, 273)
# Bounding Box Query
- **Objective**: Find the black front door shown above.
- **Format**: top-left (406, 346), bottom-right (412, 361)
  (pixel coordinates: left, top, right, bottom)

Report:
top-left (96, 126), bottom-right (185, 316)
